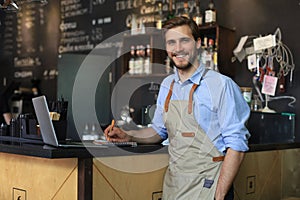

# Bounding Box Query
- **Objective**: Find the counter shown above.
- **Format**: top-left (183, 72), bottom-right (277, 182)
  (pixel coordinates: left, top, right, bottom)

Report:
top-left (0, 140), bottom-right (168, 200)
top-left (0, 140), bottom-right (299, 199)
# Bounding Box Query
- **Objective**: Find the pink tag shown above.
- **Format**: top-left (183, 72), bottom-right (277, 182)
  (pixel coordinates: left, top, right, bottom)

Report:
top-left (262, 75), bottom-right (278, 96)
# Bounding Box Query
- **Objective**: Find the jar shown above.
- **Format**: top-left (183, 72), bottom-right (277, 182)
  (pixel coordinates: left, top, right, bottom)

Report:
top-left (240, 87), bottom-right (252, 105)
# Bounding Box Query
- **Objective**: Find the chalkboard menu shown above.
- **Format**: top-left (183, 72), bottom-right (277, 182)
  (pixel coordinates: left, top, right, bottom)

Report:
top-left (0, 0), bottom-right (198, 99)
top-left (58, 0), bottom-right (197, 52)
top-left (59, 0), bottom-right (150, 54)
top-left (0, 0), bottom-right (60, 99)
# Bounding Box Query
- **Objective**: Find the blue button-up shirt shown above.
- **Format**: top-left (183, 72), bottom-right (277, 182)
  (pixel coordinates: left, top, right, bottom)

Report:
top-left (152, 64), bottom-right (251, 153)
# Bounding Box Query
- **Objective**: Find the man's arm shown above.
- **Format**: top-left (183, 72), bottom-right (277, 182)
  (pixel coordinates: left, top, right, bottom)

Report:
top-left (105, 126), bottom-right (163, 144)
top-left (215, 148), bottom-right (245, 200)
top-left (127, 127), bottom-right (163, 144)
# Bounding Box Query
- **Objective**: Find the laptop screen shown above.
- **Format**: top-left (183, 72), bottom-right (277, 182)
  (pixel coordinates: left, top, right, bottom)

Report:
top-left (32, 95), bottom-right (59, 147)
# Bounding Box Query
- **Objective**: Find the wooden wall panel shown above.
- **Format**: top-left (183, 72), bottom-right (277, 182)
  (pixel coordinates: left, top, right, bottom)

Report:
top-left (93, 155), bottom-right (168, 200)
top-left (234, 150), bottom-right (282, 200)
top-left (281, 149), bottom-right (300, 199)
top-left (0, 153), bottom-right (78, 200)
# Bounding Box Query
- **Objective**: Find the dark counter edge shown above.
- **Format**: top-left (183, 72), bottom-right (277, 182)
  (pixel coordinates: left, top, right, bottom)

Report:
top-left (248, 142), bottom-right (300, 152)
top-left (0, 140), bottom-right (169, 159)
top-left (1, 138), bottom-right (300, 159)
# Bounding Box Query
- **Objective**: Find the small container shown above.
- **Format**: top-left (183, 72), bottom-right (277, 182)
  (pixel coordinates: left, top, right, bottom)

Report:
top-left (240, 87), bottom-right (252, 105)
top-left (251, 95), bottom-right (263, 111)
top-left (0, 123), bottom-right (8, 136)
top-left (10, 118), bottom-right (20, 137)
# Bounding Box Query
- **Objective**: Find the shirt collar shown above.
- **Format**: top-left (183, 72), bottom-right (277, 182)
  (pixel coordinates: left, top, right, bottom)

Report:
top-left (174, 63), bottom-right (206, 85)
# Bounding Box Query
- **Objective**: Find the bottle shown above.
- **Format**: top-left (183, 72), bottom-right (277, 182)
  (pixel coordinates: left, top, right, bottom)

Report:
top-left (90, 123), bottom-right (99, 140)
top-left (205, 0), bottom-right (216, 25)
top-left (156, 3), bottom-right (164, 29)
top-left (128, 45), bottom-right (136, 75)
top-left (206, 39), bottom-right (214, 70)
top-left (144, 44), bottom-right (152, 74)
top-left (165, 57), bottom-right (172, 74)
top-left (167, 0), bottom-right (175, 20)
top-left (131, 14), bottom-right (138, 35)
top-left (82, 123), bottom-right (92, 141)
top-left (135, 45), bottom-right (144, 74)
top-left (192, 0), bottom-right (203, 26)
top-left (201, 37), bottom-right (208, 65)
top-left (181, 1), bottom-right (190, 18)
top-left (213, 42), bottom-right (219, 71)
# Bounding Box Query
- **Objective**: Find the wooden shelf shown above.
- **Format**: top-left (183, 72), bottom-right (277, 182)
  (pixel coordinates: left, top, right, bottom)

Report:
top-left (198, 24), bottom-right (236, 78)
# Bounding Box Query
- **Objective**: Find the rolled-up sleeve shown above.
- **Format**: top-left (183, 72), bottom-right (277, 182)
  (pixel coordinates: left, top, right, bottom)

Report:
top-left (218, 79), bottom-right (251, 152)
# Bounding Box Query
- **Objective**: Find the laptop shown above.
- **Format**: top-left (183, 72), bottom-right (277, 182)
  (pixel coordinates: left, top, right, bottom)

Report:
top-left (32, 95), bottom-right (137, 148)
top-left (32, 95), bottom-right (105, 148)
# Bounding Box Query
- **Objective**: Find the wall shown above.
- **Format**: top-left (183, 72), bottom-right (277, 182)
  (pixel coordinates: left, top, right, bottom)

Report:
top-left (214, 0), bottom-right (300, 141)
top-left (0, 0), bottom-right (299, 139)
top-left (0, 0), bottom-right (60, 101)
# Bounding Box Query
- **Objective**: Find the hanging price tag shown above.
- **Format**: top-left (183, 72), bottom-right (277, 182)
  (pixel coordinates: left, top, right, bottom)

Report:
top-left (247, 54), bottom-right (257, 70)
top-left (261, 75), bottom-right (278, 96)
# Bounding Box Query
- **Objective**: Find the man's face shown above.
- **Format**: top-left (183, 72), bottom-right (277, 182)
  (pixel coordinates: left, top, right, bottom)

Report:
top-left (165, 25), bottom-right (200, 70)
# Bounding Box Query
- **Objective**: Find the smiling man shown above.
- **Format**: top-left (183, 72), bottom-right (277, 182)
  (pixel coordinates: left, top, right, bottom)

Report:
top-left (105, 16), bottom-right (250, 200)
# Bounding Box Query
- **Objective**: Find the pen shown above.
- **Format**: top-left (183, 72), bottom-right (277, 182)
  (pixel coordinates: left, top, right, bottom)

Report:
top-left (110, 119), bottom-right (115, 132)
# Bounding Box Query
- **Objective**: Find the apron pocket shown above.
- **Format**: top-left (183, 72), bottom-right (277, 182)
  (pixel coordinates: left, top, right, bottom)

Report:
top-left (163, 170), bottom-right (216, 200)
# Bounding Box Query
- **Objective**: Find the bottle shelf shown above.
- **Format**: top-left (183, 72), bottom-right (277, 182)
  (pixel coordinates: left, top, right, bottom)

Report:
top-left (198, 24), bottom-right (236, 78)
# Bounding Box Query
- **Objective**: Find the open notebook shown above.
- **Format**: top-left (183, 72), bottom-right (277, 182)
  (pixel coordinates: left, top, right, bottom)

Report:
top-left (32, 95), bottom-right (136, 148)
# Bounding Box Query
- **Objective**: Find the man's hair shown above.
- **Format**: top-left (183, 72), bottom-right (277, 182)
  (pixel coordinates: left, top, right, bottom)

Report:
top-left (162, 16), bottom-right (200, 41)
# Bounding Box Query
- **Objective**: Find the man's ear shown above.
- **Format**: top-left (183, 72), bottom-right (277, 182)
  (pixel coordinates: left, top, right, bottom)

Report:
top-left (196, 38), bottom-right (201, 49)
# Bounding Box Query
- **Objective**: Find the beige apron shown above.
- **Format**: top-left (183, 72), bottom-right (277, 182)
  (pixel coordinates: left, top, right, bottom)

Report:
top-left (162, 78), bottom-right (224, 200)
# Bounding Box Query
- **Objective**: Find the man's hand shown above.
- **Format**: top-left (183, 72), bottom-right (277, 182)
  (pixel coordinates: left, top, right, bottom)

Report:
top-left (104, 125), bottom-right (131, 142)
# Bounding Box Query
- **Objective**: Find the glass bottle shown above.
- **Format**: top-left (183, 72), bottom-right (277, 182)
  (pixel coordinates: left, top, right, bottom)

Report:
top-left (206, 38), bottom-right (214, 70)
top-left (181, 1), bottom-right (190, 18)
top-left (213, 41), bottom-right (219, 71)
top-left (165, 57), bottom-right (172, 74)
top-left (205, 0), bottom-right (216, 25)
top-left (135, 45), bottom-right (144, 74)
top-left (201, 37), bottom-right (208, 65)
top-left (82, 123), bottom-right (91, 141)
top-left (167, 0), bottom-right (175, 20)
top-left (129, 45), bottom-right (136, 75)
top-left (156, 3), bottom-right (164, 29)
top-left (144, 44), bottom-right (152, 74)
top-left (192, 0), bottom-right (203, 26)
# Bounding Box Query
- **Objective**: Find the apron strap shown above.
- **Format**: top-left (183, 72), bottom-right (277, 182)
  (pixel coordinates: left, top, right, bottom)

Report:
top-left (188, 69), bottom-right (210, 114)
top-left (164, 80), bottom-right (175, 112)
top-left (188, 84), bottom-right (199, 114)
top-left (165, 69), bottom-right (209, 113)
top-left (212, 156), bottom-right (225, 162)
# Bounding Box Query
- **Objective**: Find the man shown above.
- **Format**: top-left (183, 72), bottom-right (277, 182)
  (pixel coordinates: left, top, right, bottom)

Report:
top-left (104, 16), bottom-right (250, 200)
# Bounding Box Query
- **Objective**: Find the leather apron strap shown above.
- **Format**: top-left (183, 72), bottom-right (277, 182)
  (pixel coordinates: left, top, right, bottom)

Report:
top-left (164, 80), bottom-right (175, 112)
top-left (165, 69), bottom-right (210, 113)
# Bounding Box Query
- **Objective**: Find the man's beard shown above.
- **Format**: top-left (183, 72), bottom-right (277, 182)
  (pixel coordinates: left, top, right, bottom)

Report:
top-left (169, 52), bottom-right (197, 71)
